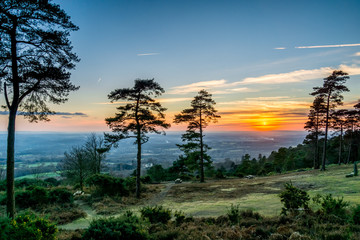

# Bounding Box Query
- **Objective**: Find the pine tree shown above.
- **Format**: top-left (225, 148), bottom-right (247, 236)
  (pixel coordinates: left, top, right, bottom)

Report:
top-left (304, 96), bottom-right (326, 169)
top-left (174, 90), bottom-right (220, 182)
top-left (0, 0), bottom-right (79, 217)
top-left (105, 79), bottom-right (170, 198)
top-left (311, 70), bottom-right (349, 170)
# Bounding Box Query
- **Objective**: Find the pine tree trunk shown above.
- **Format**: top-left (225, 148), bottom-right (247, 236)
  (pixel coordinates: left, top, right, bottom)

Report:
top-left (314, 133), bottom-right (320, 169)
top-left (338, 127), bottom-right (343, 165)
top-left (321, 94), bottom-right (331, 171)
top-left (199, 111), bottom-right (204, 183)
top-left (136, 135), bottom-right (141, 198)
top-left (6, 109), bottom-right (16, 218)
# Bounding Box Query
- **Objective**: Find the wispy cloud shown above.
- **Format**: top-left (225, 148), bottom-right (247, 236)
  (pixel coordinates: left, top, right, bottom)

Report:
top-left (296, 43), bottom-right (360, 49)
top-left (245, 96), bottom-right (290, 101)
top-left (168, 79), bottom-right (227, 94)
top-left (137, 53), bottom-right (159, 56)
top-left (354, 52), bottom-right (360, 56)
top-left (158, 97), bottom-right (192, 103)
top-left (274, 47), bottom-right (286, 50)
top-left (0, 111), bottom-right (87, 117)
top-left (240, 67), bottom-right (333, 84)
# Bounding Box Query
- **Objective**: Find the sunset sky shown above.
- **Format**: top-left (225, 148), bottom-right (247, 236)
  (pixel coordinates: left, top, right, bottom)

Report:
top-left (1, 0), bottom-right (360, 132)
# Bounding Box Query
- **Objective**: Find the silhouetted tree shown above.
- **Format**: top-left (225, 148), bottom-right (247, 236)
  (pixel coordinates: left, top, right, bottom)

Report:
top-left (304, 96), bottom-right (326, 169)
top-left (104, 79), bottom-right (170, 198)
top-left (311, 70), bottom-right (349, 170)
top-left (61, 146), bottom-right (90, 191)
top-left (84, 133), bottom-right (109, 174)
top-left (331, 109), bottom-right (348, 165)
top-left (174, 90), bottom-right (220, 182)
top-left (0, 0), bottom-right (79, 217)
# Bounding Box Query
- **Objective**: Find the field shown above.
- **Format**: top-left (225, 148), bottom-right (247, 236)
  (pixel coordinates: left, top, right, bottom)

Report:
top-left (61, 163), bottom-right (360, 230)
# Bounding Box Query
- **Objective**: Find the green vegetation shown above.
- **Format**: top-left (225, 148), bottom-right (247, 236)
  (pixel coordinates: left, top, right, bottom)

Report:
top-left (0, 213), bottom-right (57, 240)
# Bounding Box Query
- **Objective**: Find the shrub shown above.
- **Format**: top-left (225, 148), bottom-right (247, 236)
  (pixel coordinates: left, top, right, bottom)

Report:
top-left (1, 213), bottom-right (57, 240)
top-left (15, 178), bottom-right (47, 189)
top-left (44, 178), bottom-right (61, 187)
top-left (15, 191), bottom-right (33, 209)
top-left (320, 194), bottom-right (349, 222)
top-left (30, 186), bottom-right (48, 205)
top-left (279, 182), bottom-right (310, 215)
top-left (140, 205), bottom-right (172, 224)
top-left (86, 174), bottom-right (129, 197)
top-left (227, 204), bottom-right (241, 224)
top-left (352, 205), bottom-right (360, 225)
top-left (48, 188), bottom-right (73, 204)
top-left (83, 213), bottom-right (149, 240)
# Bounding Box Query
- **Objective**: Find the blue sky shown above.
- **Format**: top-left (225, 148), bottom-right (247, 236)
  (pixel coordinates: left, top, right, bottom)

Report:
top-left (1, 0), bottom-right (359, 132)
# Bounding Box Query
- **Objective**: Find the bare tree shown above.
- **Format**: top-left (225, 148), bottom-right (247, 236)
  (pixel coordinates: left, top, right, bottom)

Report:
top-left (61, 146), bottom-right (90, 191)
top-left (84, 133), bottom-right (109, 174)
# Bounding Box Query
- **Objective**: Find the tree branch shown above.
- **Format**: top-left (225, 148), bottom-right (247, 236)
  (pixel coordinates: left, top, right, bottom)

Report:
top-left (4, 82), bottom-right (11, 109)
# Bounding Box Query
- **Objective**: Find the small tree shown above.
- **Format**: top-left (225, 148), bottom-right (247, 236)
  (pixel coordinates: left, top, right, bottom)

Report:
top-left (311, 70), bottom-right (349, 170)
top-left (304, 96), bottom-right (326, 169)
top-left (174, 90), bottom-right (220, 182)
top-left (61, 146), bottom-right (90, 191)
top-left (0, 0), bottom-right (79, 217)
top-left (84, 133), bottom-right (109, 174)
top-left (105, 79), bottom-right (170, 198)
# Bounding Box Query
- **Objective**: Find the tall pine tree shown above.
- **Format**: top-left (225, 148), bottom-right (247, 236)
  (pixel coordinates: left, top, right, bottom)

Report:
top-left (0, 0), bottom-right (79, 217)
top-left (105, 79), bottom-right (170, 198)
top-left (174, 90), bottom-right (220, 182)
top-left (311, 70), bottom-right (349, 170)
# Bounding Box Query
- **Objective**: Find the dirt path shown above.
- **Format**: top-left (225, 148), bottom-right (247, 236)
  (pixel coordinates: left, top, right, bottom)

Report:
top-left (147, 182), bottom-right (175, 206)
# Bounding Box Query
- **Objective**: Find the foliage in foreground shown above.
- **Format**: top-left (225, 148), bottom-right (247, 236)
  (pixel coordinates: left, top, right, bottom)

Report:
top-left (0, 213), bottom-right (57, 240)
top-left (83, 212), bottom-right (148, 240)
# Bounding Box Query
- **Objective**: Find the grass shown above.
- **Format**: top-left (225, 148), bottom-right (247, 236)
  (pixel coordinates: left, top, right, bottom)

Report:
top-left (54, 164), bottom-right (360, 230)
top-left (158, 164), bottom-right (360, 217)
top-left (15, 171), bottom-right (61, 180)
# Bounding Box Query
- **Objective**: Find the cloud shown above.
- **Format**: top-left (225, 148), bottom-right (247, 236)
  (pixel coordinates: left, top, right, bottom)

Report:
top-left (158, 97), bottom-right (193, 103)
top-left (55, 112), bottom-right (87, 116)
top-left (229, 87), bottom-right (258, 93)
top-left (354, 52), bottom-right (360, 56)
top-left (296, 43), bottom-right (360, 49)
top-left (240, 67), bottom-right (333, 84)
top-left (168, 79), bottom-right (227, 94)
top-left (137, 53), bottom-right (159, 56)
top-left (339, 64), bottom-right (360, 75)
top-left (98, 78), bottom-right (102, 82)
top-left (0, 111), bottom-right (87, 117)
top-left (245, 96), bottom-right (290, 101)
top-left (274, 47), bottom-right (286, 50)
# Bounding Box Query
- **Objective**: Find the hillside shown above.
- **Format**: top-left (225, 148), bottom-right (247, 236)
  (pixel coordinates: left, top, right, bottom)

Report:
top-left (61, 164), bottom-right (360, 230)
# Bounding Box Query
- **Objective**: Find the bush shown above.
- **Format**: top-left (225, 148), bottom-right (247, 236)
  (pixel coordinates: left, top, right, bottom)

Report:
top-left (279, 182), bottom-right (310, 215)
top-left (227, 204), bottom-right (241, 224)
top-left (140, 205), bottom-right (172, 224)
top-left (15, 178), bottom-right (47, 189)
top-left (83, 213), bottom-right (149, 240)
top-left (86, 174), bottom-right (129, 197)
top-left (1, 213), bottom-right (57, 240)
top-left (15, 191), bottom-right (33, 209)
top-left (352, 205), bottom-right (360, 225)
top-left (48, 188), bottom-right (73, 204)
top-left (319, 194), bottom-right (349, 222)
top-left (44, 178), bottom-right (61, 187)
top-left (16, 186), bottom-right (49, 209)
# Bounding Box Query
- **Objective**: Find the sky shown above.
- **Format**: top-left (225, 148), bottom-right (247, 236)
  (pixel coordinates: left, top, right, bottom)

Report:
top-left (1, 0), bottom-right (360, 132)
